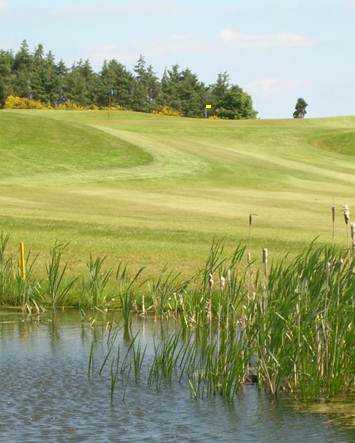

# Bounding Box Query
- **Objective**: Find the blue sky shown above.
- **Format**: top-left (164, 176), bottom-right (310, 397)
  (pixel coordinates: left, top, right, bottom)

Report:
top-left (1, 0), bottom-right (354, 118)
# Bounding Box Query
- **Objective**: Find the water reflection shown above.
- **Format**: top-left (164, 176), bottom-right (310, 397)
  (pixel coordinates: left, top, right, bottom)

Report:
top-left (0, 310), bottom-right (353, 442)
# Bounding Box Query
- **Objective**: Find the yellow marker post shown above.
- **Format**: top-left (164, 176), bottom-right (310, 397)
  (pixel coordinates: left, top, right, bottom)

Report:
top-left (205, 104), bottom-right (212, 109)
top-left (19, 242), bottom-right (26, 280)
top-left (205, 104), bottom-right (212, 118)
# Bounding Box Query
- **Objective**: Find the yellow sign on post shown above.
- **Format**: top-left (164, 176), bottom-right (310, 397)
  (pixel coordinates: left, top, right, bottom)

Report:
top-left (205, 104), bottom-right (212, 109)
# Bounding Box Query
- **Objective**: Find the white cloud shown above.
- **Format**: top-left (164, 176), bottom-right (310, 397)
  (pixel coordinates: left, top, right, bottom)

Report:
top-left (247, 78), bottom-right (311, 96)
top-left (219, 29), bottom-right (315, 48)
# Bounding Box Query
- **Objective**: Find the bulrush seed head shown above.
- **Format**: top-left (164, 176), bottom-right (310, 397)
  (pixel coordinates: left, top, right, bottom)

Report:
top-left (343, 205), bottom-right (350, 225)
top-left (331, 205), bottom-right (336, 222)
top-left (262, 248), bottom-right (268, 264)
top-left (208, 273), bottom-right (214, 289)
top-left (351, 223), bottom-right (355, 249)
top-left (220, 276), bottom-right (226, 291)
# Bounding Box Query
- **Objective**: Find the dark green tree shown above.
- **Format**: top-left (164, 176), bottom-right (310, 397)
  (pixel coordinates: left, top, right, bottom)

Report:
top-left (0, 79), bottom-right (6, 107)
top-left (0, 49), bottom-right (13, 100)
top-left (98, 59), bottom-right (134, 108)
top-left (293, 98), bottom-right (308, 119)
top-left (158, 65), bottom-right (207, 116)
top-left (0, 41), bottom-right (258, 118)
top-left (65, 59), bottom-right (98, 106)
top-left (210, 73), bottom-right (257, 119)
top-left (12, 40), bottom-right (33, 98)
top-left (131, 55), bottom-right (160, 112)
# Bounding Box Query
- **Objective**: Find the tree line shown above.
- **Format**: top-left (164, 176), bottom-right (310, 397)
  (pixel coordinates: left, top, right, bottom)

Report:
top-left (0, 41), bottom-right (257, 119)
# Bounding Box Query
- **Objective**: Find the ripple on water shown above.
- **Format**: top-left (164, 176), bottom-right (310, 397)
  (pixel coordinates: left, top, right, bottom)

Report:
top-left (0, 312), bottom-right (353, 442)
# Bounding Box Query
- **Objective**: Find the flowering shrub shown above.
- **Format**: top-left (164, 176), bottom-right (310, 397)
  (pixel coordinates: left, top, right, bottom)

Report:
top-left (56, 102), bottom-right (84, 111)
top-left (4, 95), bottom-right (45, 109)
top-left (153, 106), bottom-right (181, 117)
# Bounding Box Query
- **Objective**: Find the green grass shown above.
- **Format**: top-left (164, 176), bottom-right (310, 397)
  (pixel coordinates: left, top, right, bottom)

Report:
top-left (0, 109), bottom-right (354, 274)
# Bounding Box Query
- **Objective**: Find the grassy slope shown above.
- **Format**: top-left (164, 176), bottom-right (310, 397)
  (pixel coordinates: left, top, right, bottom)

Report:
top-left (0, 109), bottom-right (354, 274)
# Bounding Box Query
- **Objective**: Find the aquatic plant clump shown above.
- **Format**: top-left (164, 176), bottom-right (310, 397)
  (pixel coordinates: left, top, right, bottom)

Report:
top-left (0, 232), bottom-right (354, 403)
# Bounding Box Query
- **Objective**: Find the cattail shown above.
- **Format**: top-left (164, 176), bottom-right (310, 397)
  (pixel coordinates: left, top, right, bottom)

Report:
top-left (248, 213), bottom-right (257, 239)
top-left (351, 223), bottom-right (355, 251)
top-left (343, 205), bottom-right (351, 249)
top-left (262, 248), bottom-right (268, 279)
top-left (262, 248), bottom-right (268, 265)
top-left (343, 205), bottom-right (350, 225)
top-left (208, 273), bottom-right (214, 290)
top-left (331, 205), bottom-right (336, 242)
top-left (220, 275), bottom-right (226, 291)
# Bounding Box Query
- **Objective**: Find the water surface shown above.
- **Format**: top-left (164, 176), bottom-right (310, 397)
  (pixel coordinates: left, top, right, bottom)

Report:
top-left (0, 311), bottom-right (353, 442)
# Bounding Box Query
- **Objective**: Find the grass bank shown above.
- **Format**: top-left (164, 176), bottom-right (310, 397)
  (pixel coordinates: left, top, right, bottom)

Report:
top-left (0, 109), bottom-right (354, 274)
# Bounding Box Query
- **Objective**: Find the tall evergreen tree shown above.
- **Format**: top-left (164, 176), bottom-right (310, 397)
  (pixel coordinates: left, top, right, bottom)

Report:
top-left (0, 41), bottom-right (258, 118)
top-left (12, 40), bottom-right (33, 98)
top-left (98, 59), bottom-right (134, 108)
top-left (132, 55), bottom-right (160, 112)
top-left (0, 79), bottom-right (5, 107)
top-left (158, 65), bottom-right (207, 116)
top-left (210, 73), bottom-right (257, 119)
top-left (65, 59), bottom-right (98, 106)
top-left (0, 49), bottom-right (13, 98)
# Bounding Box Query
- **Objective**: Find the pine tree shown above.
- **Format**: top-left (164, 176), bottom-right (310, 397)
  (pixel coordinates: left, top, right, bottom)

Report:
top-left (0, 49), bottom-right (13, 100)
top-left (0, 79), bottom-right (5, 107)
top-left (99, 59), bottom-right (134, 108)
top-left (132, 55), bottom-right (160, 112)
top-left (158, 65), bottom-right (207, 116)
top-left (210, 73), bottom-right (257, 119)
top-left (1, 41), bottom-right (258, 118)
top-left (293, 98), bottom-right (308, 119)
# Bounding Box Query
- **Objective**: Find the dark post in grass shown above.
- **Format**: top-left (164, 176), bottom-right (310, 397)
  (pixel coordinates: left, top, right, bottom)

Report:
top-left (108, 89), bottom-right (116, 120)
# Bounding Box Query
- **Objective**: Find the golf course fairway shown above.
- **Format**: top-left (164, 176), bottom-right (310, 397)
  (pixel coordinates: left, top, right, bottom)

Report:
top-left (0, 109), bottom-right (354, 274)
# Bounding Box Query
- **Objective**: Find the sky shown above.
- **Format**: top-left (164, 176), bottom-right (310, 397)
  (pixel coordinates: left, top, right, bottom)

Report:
top-left (0, 0), bottom-right (354, 118)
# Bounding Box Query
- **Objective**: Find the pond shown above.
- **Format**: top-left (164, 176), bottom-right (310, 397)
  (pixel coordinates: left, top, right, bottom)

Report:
top-left (0, 310), bottom-right (353, 442)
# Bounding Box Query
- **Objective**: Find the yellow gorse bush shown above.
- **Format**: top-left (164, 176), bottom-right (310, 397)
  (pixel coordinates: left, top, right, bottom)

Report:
top-left (153, 106), bottom-right (181, 117)
top-left (56, 102), bottom-right (84, 111)
top-left (3, 96), bottom-right (127, 112)
top-left (5, 95), bottom-right (45, 109)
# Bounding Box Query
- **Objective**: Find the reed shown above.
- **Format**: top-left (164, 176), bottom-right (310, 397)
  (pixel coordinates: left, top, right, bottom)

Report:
top-left (86, 240), bottom-right (353, 404)
top-left (351, 222), bottom-right (355, 253)
top-left (84, 255), bottom-right (111, 308)
top-left (331, 204), bottom-right (336, 243)
top-left (45, 242), bottom-right (77, 309)
top-left (0, 208), bottom-right (353, 406)
top-left (343, 205), bottom-right (350, 249)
